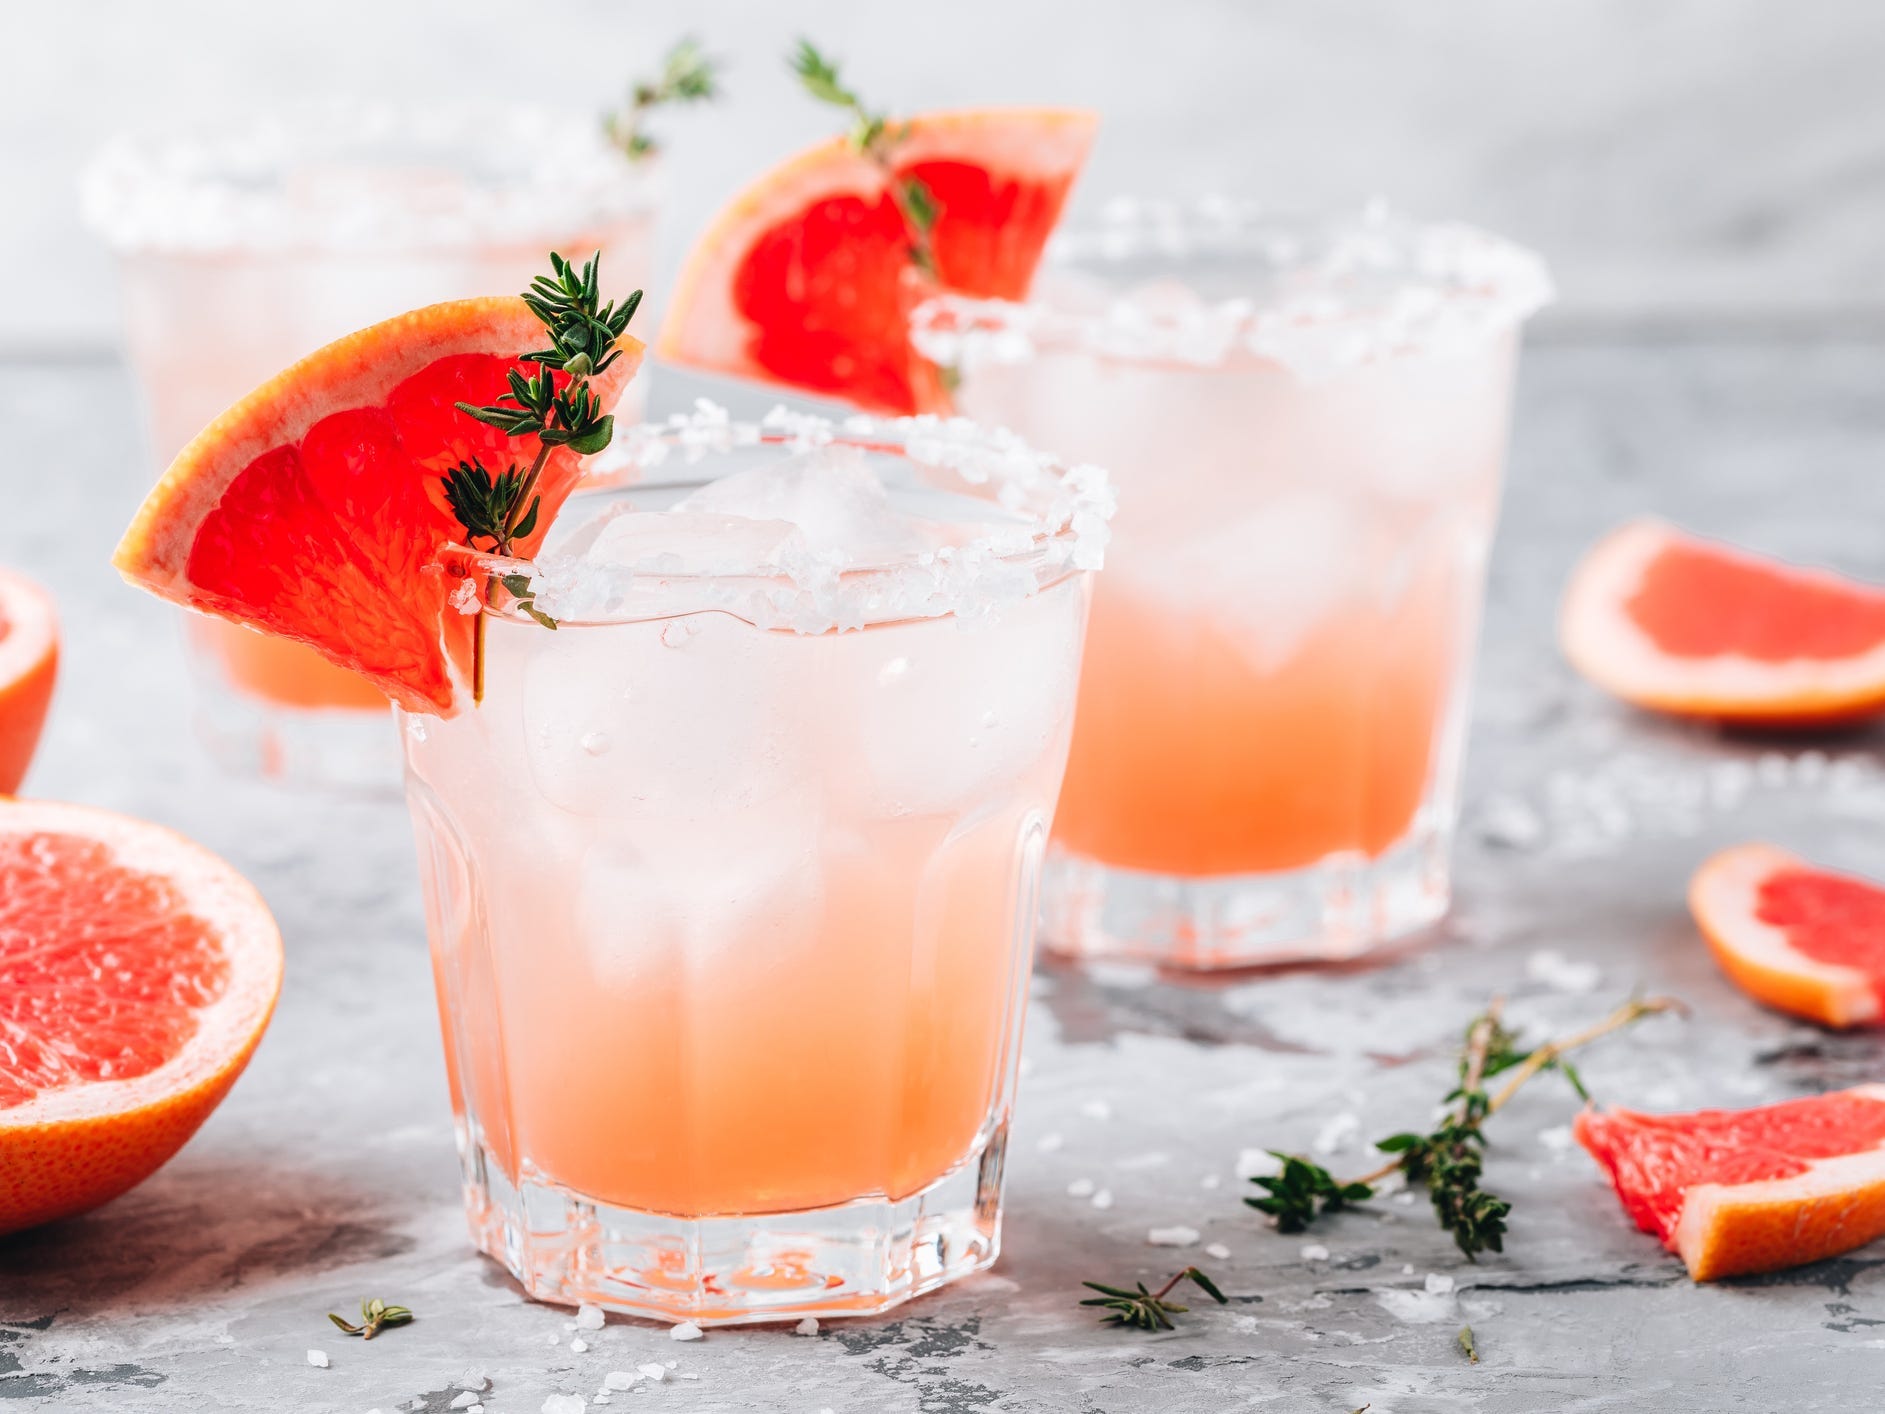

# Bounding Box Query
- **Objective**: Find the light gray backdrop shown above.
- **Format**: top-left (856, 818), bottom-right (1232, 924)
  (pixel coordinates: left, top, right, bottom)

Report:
top-left (12, 0), bottom-right (1885, 355)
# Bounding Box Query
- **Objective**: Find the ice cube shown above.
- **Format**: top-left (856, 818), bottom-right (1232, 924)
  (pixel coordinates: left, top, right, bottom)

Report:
top-left (518, 612), bottom-right (813, 818)
top-left (679, 445), bottom-right (922, 567)
top-left (856, 589), bottom-right (1083, 816)
top-left (584, 510), bottom-right (803, 578)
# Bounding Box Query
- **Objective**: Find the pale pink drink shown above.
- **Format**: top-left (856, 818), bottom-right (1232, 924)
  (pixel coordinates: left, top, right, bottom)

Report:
top-left (917, 203), bottom-right (1550, 968)
top-left (82, 101), bottom-right (657, 790)
top-left (401, 407), bottom-right (1110, 1322)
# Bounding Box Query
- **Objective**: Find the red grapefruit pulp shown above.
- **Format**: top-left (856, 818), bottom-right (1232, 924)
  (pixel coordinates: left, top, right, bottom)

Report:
top-left (0, 799), bottom-right (282, 1235)
top-left (1561, 520), bottom-right (1885, 724)
top-left (1575, 1086), bottom-right (1885, 1280)
top-left (660, 108), bottom-right (1097, 414)
top-left (113, 298), bottom-right (644, 714)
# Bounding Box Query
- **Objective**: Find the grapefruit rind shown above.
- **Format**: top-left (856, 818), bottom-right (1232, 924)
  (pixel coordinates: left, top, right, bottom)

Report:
top-left (1690, 842), bottom-right (1880, 1029)
top-left (0, 800), bottom-right (283, 1235)
top-left (0, 568), bottom-right (58, 794)
top-left (1560, 519), bottom-right (1885, 723)
top-left (658, 107), bottom-right (1098, 406)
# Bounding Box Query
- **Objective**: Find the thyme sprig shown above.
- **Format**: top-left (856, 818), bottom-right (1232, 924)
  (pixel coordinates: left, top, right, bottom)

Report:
top-left (327, 1297), bottom-right (413, 1340)
top-left (790, 39), bottom-right (940, 278)
top-left (605, 37), bottom-right (720, 160)
top-left (1246, 995), bottom-right (1683, 1259)
top-left (446, 251), bottom-right (643, 698)
top-left (1080, 1266), bottom-right (1227, 1332)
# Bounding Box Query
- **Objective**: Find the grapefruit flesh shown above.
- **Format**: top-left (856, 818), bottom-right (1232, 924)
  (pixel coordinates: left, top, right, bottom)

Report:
top-left (1691, 843), bottom-right (1885, 1029)
top-left (113, 298), bottom-right (644, 715)
top-left (1560, 519), bottom-right (1885, 724)
top-left (0, 799), bottom-right (283, 1235)
top-left (1575, 1086), bottom-right (1885, 1280)
top-left (660, 108), bottom-right (1097, 415)
top-left (0, 568), bottom-right (57, 793)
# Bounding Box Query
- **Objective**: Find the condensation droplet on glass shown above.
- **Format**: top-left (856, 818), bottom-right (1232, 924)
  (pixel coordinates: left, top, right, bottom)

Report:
top-left (406, 719), bottom-right (429, 743)
top-left (878, 656), bottom-right (911, 686)
top-left (980, 709), bottom-right (999, 729)
top-left (661, 620), bottom-right (698, 649)
top-left (581, 731), bottom-right (612, 757)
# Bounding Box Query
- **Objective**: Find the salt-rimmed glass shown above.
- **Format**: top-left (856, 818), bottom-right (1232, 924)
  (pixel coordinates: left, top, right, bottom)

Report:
top-left (399, 405), bottom-right (1110, 1323)
top-left (81, 100), bottom-right (657, 791)
top-left (915, 200), bottom-right (1551, 969)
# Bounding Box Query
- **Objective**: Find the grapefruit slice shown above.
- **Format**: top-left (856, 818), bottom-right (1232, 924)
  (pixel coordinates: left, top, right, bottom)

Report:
top-left (1561, 519), bottom-right (1885, 725)
top-left (0, 568), bottom-right (57, 793)
top-left (1690, 843), bottom-right (1885, 1029)
top-left (1574, 1086), bottom-right (1885, 1280)
top-left (113, 298), bottom-right (644, 714)
top-left (659, 108), bottom-right (1097, 414)
top-left (0, 798), bottom-right (283, 1235)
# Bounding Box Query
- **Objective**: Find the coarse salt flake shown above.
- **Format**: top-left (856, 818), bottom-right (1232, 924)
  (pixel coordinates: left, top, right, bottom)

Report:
top-left (542, 1397), bottom-right (586, 1414)
top-left (306, 1349), bottom-right (329, 1368)
top-left (670, 1321), bottom-right (703, 1341)
top-left (795, 1317), bottom-right (819, 1335)
top-left (570, 1338), bottom-right (589, 1354)
top-left (638, 1362), bottom-right (668, 1381)
top-left (575, 1303), bottom-right (605, 1330)
top-left (1204, 1242), bottom-right (1232, 1261)
top-left (1147, 1225), bottom-right (1200, 1247)
top-left (1300, 1243), bottom-right (1330, 1262)
top-left (1066, 1177), bottom-right (1096, 1198)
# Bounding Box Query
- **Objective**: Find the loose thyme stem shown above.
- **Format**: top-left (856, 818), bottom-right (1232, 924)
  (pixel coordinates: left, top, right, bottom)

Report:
top-left (1347, 1002), bottom-right (1504, 1189)
top-left (1483, 996), bottom-right (1685, 1117)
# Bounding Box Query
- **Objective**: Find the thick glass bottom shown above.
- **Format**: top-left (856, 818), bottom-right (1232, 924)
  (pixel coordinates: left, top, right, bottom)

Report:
top-left (192, 683), bottom-right (400, 795)
top-left (1039, 812), bottom-right (1452, 970)
top-left (456, 1126), bottom-right (1008, 1326)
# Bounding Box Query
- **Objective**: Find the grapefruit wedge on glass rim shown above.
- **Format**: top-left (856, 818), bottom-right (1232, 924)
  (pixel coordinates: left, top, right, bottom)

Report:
top-left (0, 567), bottom-right (58, 793)
top-left (1575, 1086), bottom-right (1885, 1280)
top-left (113, 296), bottom-right (644, 714)
top-left (0, 799), bottom-right (282, 1235)
top-left (1561, 519), bottom-right (1885, 725)
top-left (659, 107), bottom-right (1097, 414)
top-left (1690, 843), bottom-right (1885, 1030)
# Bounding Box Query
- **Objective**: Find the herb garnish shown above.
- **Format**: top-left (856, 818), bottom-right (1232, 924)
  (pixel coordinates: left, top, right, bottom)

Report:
top-left (327, 1297), bottom-right (413, 1340)
top-left (446, 251), bottom-right (642, 699)
top-left (604, 37), bottom-right (720, 161)
top-left (790, 39), bottom-right (940, 279)
top-left (1457, 1324), bottom-right (1480, 1363)
top-left (1080, 1266), bottom-right (1227, 1332)
top-left (1246, 995), bottom-right (1683, 1258)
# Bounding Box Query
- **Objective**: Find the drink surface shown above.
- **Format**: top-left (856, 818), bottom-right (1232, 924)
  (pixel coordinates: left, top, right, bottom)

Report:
top-left (404, 436), bottom-right (1101, 1216)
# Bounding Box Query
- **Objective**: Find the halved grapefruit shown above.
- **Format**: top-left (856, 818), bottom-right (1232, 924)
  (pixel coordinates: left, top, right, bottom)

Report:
top-left (1575, 1086), bottom-right (1885, 1280)
top-left (659, 108), bottom-right (1097, 415)
top-left (1561, 519), bottom-right (1885, 725)
top-left (1690, 843), bottom-right (1885, 1029)
top-left (0, 568), bottom-right (57, 793)
top-left (113, 298), bottom-right (644, 714)
top-left (0, 799), bottom-right (283, 1235)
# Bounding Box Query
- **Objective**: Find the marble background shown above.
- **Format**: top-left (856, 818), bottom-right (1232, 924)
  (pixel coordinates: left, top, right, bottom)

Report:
top-left (10, 0), bottom-right (1885, 353)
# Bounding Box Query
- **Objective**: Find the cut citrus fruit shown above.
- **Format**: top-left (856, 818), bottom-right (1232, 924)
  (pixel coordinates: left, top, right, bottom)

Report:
top-left (0, 798), bottom-right (283, 1235)
top-left (659, 108), bottom-right (1097, 415)
top-left (1561, 518), bottom-right (1885, 725)
top-left (112, 297), bottom-right (644, 714)
top-left (1690, 842), bottom-right (1885, 1029)
top-left (0, 567), bottom-right (57, 793)
top-left (1575, 1085), bottom-right (1885, 1280)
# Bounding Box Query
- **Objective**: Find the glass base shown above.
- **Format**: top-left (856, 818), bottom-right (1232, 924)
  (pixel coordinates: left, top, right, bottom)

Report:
top-left (457, 1127), bottom-right (1009, 1326)
top-left (193, 690), bottom-right (400, 796)
top-left (1040, 815), bottom-right (1452, 970)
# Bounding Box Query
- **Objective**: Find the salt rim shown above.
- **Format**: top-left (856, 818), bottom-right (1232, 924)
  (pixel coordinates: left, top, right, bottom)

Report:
top-left (81, 99), bottom-right (655, 255)
top-left (501, 400), bottom-right (1113, 633)
top-left (910, 197), bottom-right (1554, 380)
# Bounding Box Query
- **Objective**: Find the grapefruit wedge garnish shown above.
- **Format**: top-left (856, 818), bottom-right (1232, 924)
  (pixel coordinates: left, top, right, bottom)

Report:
top-left (1575, 1086), bottom-right (1885, 1280)
top-left (660, 107), bottom-right (1097, 414)
top-left (0, 799), bottom-right (282, 1235)
top-left (0, 567), bottom-right (57, 793)
top-left (112, 297), bottom-right (644, 714)
top-left (1691, 843), bottom-right (1885, 1029)
top-left (1561, 519), bottom-right (1885, 725)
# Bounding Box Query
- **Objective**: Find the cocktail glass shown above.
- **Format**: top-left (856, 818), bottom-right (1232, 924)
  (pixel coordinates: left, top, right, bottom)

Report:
top-left (915, 201), bottom-right (1551, 968)
top-left (82, 100), bottom-right (657, 791)
top-left (401, 406), bottom-right (1110, 1322)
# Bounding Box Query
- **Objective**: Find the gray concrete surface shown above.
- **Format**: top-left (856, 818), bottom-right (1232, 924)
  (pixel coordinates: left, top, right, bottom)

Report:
top-left (5, 342), bottom-right (1885, 1411)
